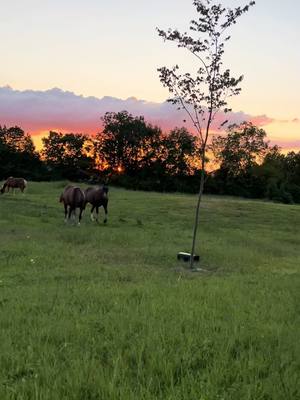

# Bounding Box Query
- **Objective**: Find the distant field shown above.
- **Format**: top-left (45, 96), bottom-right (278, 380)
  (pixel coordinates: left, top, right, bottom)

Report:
top-left (0, 182), bottom-right (299, 400)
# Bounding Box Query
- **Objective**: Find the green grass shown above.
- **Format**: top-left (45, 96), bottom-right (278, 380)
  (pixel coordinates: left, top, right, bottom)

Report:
top-left (0, 182), bottom-right (299, 400)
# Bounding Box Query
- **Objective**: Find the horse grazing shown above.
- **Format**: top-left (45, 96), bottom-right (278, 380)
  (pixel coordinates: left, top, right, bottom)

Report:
top-left (84, 185), bottom-right (108, 223)
top-left (59, 185), bottom-right (86, 225)
top-left (0, 177), bottom-right (27, 194)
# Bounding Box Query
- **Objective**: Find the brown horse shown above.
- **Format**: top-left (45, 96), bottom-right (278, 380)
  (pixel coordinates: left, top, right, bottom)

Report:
top-left (84, 185), bottom-right (108, 223)
top-left (59, 185), bottom-right (86, 225)
top-left (0, 177), bottom-right (27, 194)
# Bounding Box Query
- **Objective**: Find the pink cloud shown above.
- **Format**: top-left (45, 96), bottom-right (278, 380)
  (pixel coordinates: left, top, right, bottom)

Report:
top-left (269, 139), bottom-right (300, 151)
top-left (249, 114), bottom-right (274, 126)
top-left (0, 86), bottom-right (270, 133)
top-left (0, 85), bottom-right (296, 153)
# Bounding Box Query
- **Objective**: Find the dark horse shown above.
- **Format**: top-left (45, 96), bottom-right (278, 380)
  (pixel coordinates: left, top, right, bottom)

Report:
top-left (84, 185), bottom-right (108, 223)
top-left (59, 185), bottom-right (86, 225)
top-left (0, 177), bottom-right (27, 194)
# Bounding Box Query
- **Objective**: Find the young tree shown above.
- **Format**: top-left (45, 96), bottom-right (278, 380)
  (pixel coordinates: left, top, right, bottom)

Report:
top-left (157, 0), bottom-right (255, 268)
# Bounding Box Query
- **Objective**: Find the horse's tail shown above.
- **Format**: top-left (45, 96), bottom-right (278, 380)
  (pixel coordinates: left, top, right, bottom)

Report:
top-left (59, 193), bottom-right (64, 203)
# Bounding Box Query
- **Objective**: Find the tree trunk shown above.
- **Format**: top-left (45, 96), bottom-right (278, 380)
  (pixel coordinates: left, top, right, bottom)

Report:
top-left (189, 153), bottom-right (206, 269)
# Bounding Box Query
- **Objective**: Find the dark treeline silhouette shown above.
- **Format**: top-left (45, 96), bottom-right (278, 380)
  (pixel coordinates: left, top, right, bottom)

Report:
top-left (1, 113), bottom-right (299, 204)
top-left (41, 131), bottom-right (95, 180)
top-left (208, 122), bottom-right (300, 204)
top-left (0, 125), bottom-right (46, 179)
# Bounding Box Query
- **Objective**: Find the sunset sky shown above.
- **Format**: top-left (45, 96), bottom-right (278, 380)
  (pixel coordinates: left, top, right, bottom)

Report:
top-left (0, 0), bottom-right (299, 150)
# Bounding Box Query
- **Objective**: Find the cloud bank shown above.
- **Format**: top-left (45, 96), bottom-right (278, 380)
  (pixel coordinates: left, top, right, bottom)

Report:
top-left (0, 86), bottom-right (298, 150)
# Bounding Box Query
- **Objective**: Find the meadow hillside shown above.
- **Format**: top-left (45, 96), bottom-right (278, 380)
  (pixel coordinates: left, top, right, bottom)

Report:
top-left (0, 182), bottom-right (299, 400)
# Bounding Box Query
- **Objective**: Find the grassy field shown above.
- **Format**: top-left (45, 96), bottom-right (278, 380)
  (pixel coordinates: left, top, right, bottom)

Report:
top-left (0, 181), bottom-right (299, 400)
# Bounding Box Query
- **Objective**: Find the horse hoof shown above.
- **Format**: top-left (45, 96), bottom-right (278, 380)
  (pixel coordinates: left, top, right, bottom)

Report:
top-left (104, 219), bottom-right (107, 224)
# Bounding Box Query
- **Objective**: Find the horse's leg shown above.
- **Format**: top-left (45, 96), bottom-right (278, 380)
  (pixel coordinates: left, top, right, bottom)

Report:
top-left (68, 206), bottom-right (73, 223)
top-left (73, 208), bottom-right (77, 224)
top-left (78, 208), bottom-right (83, 226)
top-left (103, 203), bottom-right (108, 224)
top-left (64, 204), bottom-right (68, 223)
top-left (95, 206), bottom-right (99, 223)
top-left (90, 205), bottom-right (95, 221)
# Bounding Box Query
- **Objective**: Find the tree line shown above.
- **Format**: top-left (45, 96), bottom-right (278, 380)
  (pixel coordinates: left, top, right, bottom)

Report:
top-left (1, 111), bottom-right (299, 204)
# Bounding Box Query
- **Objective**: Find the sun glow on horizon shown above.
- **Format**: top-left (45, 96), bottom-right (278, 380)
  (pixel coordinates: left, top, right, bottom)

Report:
top-left (32, 129), bottom-right (70, 151)
top-left (30, 115), bottom-right (300, 154)
top-left (32, 132), bottom-right (47, 151)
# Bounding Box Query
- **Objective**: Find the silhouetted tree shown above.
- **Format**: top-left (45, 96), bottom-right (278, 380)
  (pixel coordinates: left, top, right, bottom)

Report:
top-left (163, 127), bottom-right (199, 176)
top-left (259, 150), bottom-right (300, 203)
top-left (211, 122), bottom-right (277, 197)
top-left (157, 0), bottom-right (255, 267)
top-left (0, 125), bottom-right (35, 154)
top-left (208, 126), bottom-right (300, 203)
top-left (0, 125), bottom-right (43, 179)
top-left (95, 111), bottom-right (162, 176)
top-left (211, 122), bottom-right (270, 177)
top-left (42, 131), bottom-right (94, 180)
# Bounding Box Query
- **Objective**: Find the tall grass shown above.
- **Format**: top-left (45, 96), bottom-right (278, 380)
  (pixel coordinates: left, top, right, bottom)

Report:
top-left (0, 182), bottom-right (299, 399)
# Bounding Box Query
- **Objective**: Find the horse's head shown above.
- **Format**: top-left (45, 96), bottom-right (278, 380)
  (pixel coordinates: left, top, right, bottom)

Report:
top-left (102, 184), bottom-right (109, 194)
